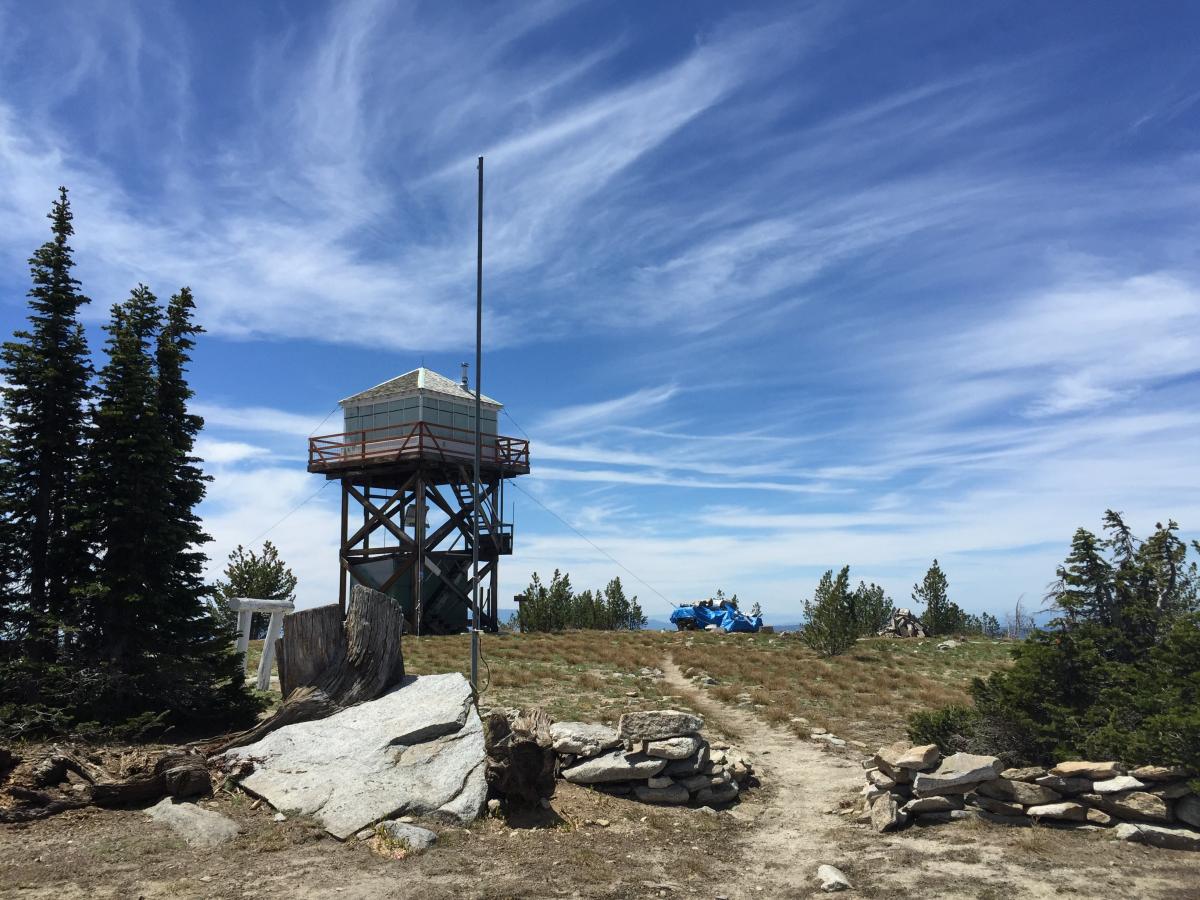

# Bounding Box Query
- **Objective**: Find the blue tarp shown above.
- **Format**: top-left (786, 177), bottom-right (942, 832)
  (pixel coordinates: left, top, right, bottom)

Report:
top-left (670, 603), bottom-right (763, 633)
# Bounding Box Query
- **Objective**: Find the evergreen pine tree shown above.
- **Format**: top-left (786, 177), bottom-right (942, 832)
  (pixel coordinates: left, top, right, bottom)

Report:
top-left (213, 541), bottom-right (299, 637)
top-left (802, 566), bottom-right (857, 656)
top-left (849, 579), bottom-right (894, 636)
top-left (84, 285), bottom-right (258, 731)
top-left (602, 577), bottom-right (645, 630)
top-left (912, 559), bottom-right (968, 635)
top-left (0, 187), bottom-right (93, 662)
top-left (156, 288), bottom-right (212, 621)
top-left (86, 285), bottom-right (168, 667)
top-left (1050, 527), bottom-right (1113, 626)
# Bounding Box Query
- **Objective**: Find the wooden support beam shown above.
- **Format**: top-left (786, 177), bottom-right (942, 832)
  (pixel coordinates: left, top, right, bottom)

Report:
top-left (344, 482), bottom-right (413, 547)
top-left (343, 475), bottom-right (415, 549)
top-left (339, 481), bottom-right (349, 613)
top-left (414, 473), bottom-right (425, 636)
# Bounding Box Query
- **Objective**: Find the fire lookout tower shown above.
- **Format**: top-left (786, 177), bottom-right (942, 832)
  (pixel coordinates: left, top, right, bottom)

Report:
top-left (307, 365), bottom-right (530, 634)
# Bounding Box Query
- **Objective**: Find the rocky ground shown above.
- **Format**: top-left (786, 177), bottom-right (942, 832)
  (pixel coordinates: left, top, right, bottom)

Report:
top-left (3, 635), bottom-right (1200, 898)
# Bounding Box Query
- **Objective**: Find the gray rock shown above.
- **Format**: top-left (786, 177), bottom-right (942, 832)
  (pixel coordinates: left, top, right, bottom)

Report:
top-left (977, 777), bottom-right (1061, 805)
top-left (145, 798), bottom-right (240, 848)
top-left (633, 782), bottom-right (690, 805)
top-left (1085, 790), bottom-right (1173, 823)
top-left (1027, 802), bottom-right (1088, 822)
top-left (902, 795), bottom-right (963, 815)
top-left (694, 781), bottom-right (739, 806)
top-left (870, 793), bottom-right (908, 832)
top-left (647, 775), bottom-right (674, 789)
top-left (1113, 822), bottom-right (1200, 851)
top-left (664, 743), bottom-right (710, 776)
top-left (866, 769), bottom-right (897, 790)
top-left (1093, 775), bottom-right (1147, 794)
top-left (1035, 774), bottom-right (1092, 795)
top-left (1049, 761), bottom-right (1123, 780)
top-left (1000, 766), bottom-right (1047, 782)
top-left (378, 820), bottom-right (438, 850)
top-left (871, 741), bottom-right (936, 778)
top-left (561, 749), bottom-right (668, 784)
top-left (1151, 781), bottom-right (1193, 800)
top-left (645, 734), bottom-right (702, 760)
top-left (816, 864), bottom-right (851, 892)
top-left (680, 773), bottom-right (711, 792)
top-left (1087, 807), bottom-right (1115, 826)
top-left (1177, 795), bottom-right (1200, 829)
top-left (813, 733), bottom-right (847, 747)
top-left (1130, 765), bottom-right (1192, 782)
top-left (912, 753), bottom-right (1003, 796)
top-left (223, 673), bottom-right (487, 840)
top-left (967, 792), bottom-right (1024, 817)
top-left (617, 710), bottom-right (703, 743)
top-left (549, 722), bottom-right (621, 758)
top-left (862, 784), bottom-right (888, 804)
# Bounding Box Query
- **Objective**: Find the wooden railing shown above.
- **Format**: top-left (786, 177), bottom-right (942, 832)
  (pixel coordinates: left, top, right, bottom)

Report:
top-left (308, 420), bottom-right (530, 471)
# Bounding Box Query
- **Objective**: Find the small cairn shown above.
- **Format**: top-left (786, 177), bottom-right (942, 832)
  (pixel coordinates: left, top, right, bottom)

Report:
top-left (551, 710), bottom-right (753, 807)
top-left (856, 741), bottom-right (1200, 851)
top-left (877, 608), bottom-right (926, 638)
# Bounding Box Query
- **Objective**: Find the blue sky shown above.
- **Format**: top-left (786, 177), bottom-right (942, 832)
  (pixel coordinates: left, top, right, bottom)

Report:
top-left (1, 1), bottom-right (1198, 622)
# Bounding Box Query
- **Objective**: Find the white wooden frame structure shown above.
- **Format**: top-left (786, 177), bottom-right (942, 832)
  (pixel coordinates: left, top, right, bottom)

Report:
top-left (229, 597), bottom-right (295, 691)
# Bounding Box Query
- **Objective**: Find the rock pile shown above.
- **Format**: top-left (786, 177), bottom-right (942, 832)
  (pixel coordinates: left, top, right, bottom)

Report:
top-left (552, 710), bottom-right (753, 807)
top-left (876, 608), bottom-right (926, 638)
top-left (858, 741), bottom-right (1200, 851)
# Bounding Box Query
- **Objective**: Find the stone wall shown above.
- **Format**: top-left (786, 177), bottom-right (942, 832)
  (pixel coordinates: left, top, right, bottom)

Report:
top-left (550, 710), bottom-right (754, 807)
top-left (858, 741), bottom-right (1200, 851)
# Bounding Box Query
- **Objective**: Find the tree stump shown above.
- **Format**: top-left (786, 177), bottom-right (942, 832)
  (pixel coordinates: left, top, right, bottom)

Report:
top-left (211, 585), bottom-right (405, 753)
top-left (484, 708), bottom-right (556, 808)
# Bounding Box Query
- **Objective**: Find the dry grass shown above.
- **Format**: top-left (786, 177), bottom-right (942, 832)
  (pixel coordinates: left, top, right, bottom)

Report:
top-left (668, 631), bottom-right (1013, 747)
top-left (404, 630), bottom-right (690, 724)
top-left (252, 628), bottom-right (1011, 747)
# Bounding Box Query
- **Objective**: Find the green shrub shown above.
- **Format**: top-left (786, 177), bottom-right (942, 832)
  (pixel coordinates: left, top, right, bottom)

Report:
top-left (909, 513), bottom-right (1200, 771)
top-left (907, 704), bottom-right (977, 755)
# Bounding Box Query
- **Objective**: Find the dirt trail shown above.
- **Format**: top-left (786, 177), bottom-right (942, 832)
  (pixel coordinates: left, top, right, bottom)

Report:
top-left (662, 657), bottom-right (1200, 900)
top-left (661, 658), bottom-right (864, 897)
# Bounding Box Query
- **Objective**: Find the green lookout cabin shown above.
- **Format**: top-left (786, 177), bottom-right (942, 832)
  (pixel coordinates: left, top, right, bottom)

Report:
top-left (307, 365), bottom-right (530, 634)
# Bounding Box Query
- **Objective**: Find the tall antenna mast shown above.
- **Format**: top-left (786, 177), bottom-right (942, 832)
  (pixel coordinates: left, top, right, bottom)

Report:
top-left (470, 156), bottom-right (484, 693)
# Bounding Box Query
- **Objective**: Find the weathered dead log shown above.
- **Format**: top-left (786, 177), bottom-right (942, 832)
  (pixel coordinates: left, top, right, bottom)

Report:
top-left (209, 585), bottom-right (405, 754)
top-left (484, 709), bottom-right (556, 808)
top-left (0, 785), bottom-right (88, 823)
top-left (0, 748), bottom-right (211, 823)
top-left (0, 747), bottom-right (17, 783)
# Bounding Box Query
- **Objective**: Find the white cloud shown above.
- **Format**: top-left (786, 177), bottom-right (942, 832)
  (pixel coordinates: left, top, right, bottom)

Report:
top-left (951, 272), bottom-right (1200, 418)
top-left (194, 438), bottom-right (272, 465)
top-left (193, 403), bottom-right (331, 438)
top-left (536, 385), bottom-right (678, 432)
top-left (201, 465), bottom-right (340, 609)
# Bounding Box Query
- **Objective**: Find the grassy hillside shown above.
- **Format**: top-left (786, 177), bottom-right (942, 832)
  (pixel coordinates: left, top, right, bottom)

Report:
top-left (247, 629), bottom-right (1013, 745)
top-left (404, 630), bottom-right (1014, 746)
